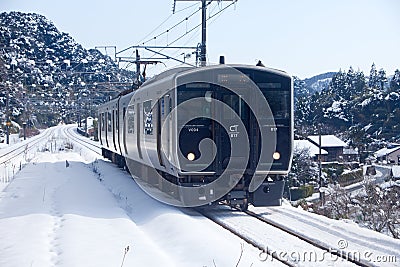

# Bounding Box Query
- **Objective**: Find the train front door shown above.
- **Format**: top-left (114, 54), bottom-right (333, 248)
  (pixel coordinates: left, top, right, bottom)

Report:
top-left (213, 87), bottom-right (250, 175)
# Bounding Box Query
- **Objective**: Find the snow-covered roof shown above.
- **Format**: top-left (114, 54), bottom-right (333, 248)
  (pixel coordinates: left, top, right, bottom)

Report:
top-left (374, 146), bottom-right (400, 157)
top-left (308, 135), bottom-right (347, 148)
top-left (392, 166), bottom-right (400, 178)
top-left (294, 140), bottom-right (328, 156)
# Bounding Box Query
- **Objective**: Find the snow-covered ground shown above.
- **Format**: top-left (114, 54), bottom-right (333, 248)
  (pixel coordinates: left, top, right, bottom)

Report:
top-left (0, 128), bottom-right (53, 191)
top-left (0, 126), bottom-right (279, 267)
top-left (252, 204), bottom-right (400, 266)
top-left (304, 165), bottom-right (393, 203)
top-left (0, 125), bottom-right (399, 266)
top-left (0, 133), bottom-right (22, 148)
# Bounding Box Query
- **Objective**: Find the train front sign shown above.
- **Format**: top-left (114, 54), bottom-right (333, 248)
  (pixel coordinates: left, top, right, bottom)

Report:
top-left (98, 63), bottom-right (293, 211)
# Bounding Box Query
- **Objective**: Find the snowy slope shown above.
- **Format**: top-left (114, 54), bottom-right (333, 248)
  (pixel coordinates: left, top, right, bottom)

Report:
top-left (0, 152), bottom-right (175, 267)
top-left (1, 125), bottom-right (399, 266)
top-left (0, 126), bottom-right (281, 267)
top-left (252, 205), bottom-right (400, 266)
top-left (0, 11), bottom-right (134, 126)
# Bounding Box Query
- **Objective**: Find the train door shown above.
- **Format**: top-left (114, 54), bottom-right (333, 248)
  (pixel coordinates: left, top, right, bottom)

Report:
top-left (157, 99), bottom-right (165, 167)
top-left (105, 111), bottom-right (110, 148)
top-left (161, 94), bottom-right (172, 161)
top-left (214, 87), bottom-right (250, 172)
top-left (99, 112), bottom-right (103, 146)
top-left (112, 109), bottom-right (117, 151)
top-left (123, 107), bottom-right (128, 155)
top-left (117, 102), bottom-right (123, 155)
top-left (167, 95), bottom-right (172, 160)
top-left (136, 103), bottom-right (143, 159)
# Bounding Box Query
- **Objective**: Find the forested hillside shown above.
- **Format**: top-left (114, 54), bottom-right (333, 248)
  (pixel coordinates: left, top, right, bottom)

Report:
top-left (294, 64), bottom-right (400, 156)
top-left (0, 11), bottom-right (134, 128)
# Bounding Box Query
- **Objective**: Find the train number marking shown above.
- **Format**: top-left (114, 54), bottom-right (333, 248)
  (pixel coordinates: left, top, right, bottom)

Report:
top-left (229, 124), bottom-right (239, 138)
top-left (188, 128), bottom-right (199, 132)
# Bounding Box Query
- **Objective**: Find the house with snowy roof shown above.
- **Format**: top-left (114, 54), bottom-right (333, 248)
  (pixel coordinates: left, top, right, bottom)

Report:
top-left (391, 166), bottom-right (400, 180)
top-left (294, 140), bottom-right (328, 161)
top-left (374, 146), bottom-right (400, 165)
top-left (307, 135), bottom-right (348, 162)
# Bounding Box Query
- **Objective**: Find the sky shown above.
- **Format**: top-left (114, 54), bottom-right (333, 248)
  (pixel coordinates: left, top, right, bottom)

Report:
top-left (1, 0), bottom-right (400, 79)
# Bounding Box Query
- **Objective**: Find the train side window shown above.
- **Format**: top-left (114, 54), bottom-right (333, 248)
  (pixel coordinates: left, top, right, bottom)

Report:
top-left (107, 111), bottom-right (112, 132)
top-left (136, 103), bottom-right (142, 159)
top-left (163, 94), bottom-right (171, 115)
top-left (169, 96), bottom-right (173, 113)
top-left (123, 107), bottom-right (128, 155)
top-left (161, 98), bottom-right (165, 117)
top-left (164, 95), bottom-right (169, 115)
top-left (127, 105), bottom-right (135, 134)
top-left (143, 100), bottom-right (153, 135)
top-left (115, 110), bottom-right (119, 133)
top-left (101, 113), bottom-right (105, 131)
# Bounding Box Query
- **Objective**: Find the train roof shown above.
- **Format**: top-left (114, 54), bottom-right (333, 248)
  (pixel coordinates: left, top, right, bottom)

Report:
top-left (141, 64), bottom-right (290, 87)
top-left (98, 63), bottom-right (291, 110)
top-left (141, 66), bottom-right (194, 87)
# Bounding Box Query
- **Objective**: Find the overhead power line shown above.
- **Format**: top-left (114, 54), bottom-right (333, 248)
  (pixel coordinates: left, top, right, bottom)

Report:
top-left (135, 2), bottom-right (199, 46)
top-left (151, 1), bottom-right (237, 62)
top-left (140, 3), bottom-right (205, 46)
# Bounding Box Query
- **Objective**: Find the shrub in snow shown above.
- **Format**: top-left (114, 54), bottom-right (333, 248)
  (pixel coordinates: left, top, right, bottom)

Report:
top-left (313, 181), bottom-right (400, 239)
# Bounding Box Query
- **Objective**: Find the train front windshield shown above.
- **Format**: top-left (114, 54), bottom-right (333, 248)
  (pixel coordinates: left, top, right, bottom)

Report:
top-left (176, 68), bottom-right (292, 173)
top-left (247, 69), bottom-right (292, 171)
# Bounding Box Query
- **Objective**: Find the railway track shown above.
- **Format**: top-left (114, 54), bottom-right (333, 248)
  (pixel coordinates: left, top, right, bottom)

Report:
top-left (198, 206), bottom-right (370, 267)
top-left (0, 127), bottom-right (56, 165)
top-left (62, 125), bottom-right (102, 156)
top-left (246, 209), bottom-right (374, 266)
top-left (61, 124), bottom-right (397, 267)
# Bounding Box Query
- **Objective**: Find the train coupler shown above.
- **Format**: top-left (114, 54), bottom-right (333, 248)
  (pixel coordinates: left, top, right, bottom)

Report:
top-left (227, 191), bottom-right (249, 211)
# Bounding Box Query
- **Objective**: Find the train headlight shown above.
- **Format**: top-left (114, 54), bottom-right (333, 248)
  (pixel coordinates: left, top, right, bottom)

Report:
top-left (205, 91), bottom-right (213, 102)
top-left (187, 152), bottom-right (196, 161)
top-left (273, 152), bottom-right (281, 160)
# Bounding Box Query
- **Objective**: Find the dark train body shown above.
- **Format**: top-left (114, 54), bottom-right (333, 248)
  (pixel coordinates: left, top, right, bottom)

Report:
top-left (98, 64), bottom-right (293, 210)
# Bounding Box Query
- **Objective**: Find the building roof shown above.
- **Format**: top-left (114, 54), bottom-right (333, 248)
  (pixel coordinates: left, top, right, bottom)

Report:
top-left (308, 135), bottom-right (347, 148)
top-left (294, 140), bottom-right (328, 156)
top-left (392, 166), bottom-right (400, 178)
top-left (374, 146), bottom-right (400, 158)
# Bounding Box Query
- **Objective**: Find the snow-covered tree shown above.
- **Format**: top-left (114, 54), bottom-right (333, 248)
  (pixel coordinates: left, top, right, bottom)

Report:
top-left (368, 63), bottom-right (379, 89)
top-left (354, 182), bottom-right (400, 238)
top-left (315, 185), bottom-right (352, 219)
top-left (313, 181), bottom-right (399, 239)
top-left (389, 69), bottom-right (400, 92)
top-left (377, 68), bottom-right (387, 91)
top-left (293, 76), bottom-right (308, 99)
top-left (0, 11), bottom-right (135, 127)
top-left (288, 146), bottom-right (319, 187)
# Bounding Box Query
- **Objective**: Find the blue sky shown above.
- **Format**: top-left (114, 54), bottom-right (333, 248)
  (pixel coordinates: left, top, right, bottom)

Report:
top-left (2, 0), bottom-right (399, 78)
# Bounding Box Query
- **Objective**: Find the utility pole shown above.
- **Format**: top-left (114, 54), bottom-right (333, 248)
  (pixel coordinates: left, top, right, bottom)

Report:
top-left (6, 93), bottom-right (10, 144)
top-left (318, 124), bottom-right (324, 204)
top-left (127, 49), bottom-right (161, 89)
top-left (135, 49), bottom-right (141, 85)
top-left (200, 0), bottom-right (207, 66)
top-left (116, 46), bottom-right (196, 89)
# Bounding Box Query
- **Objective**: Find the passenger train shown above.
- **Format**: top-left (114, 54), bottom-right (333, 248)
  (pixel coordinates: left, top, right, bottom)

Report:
top-left (98, 62), bottom-right (293, 210)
